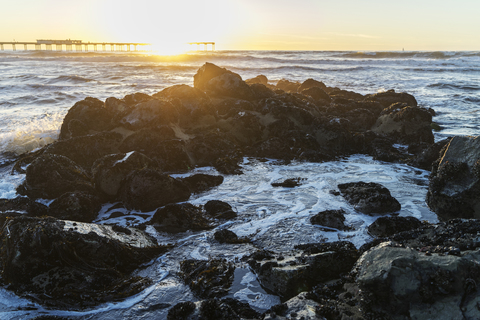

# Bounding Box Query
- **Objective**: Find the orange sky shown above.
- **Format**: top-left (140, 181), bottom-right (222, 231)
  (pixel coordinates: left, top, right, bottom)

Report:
top-left (1, 0), bottom-right (479, 52)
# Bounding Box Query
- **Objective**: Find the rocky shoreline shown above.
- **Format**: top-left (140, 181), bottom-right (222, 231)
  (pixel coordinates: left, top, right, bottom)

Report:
top-left (1, 63), bottom-right (479, 319)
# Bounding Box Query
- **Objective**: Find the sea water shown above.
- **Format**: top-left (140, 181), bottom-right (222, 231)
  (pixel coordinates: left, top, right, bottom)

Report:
top-left (0, 50), bottom-right (479, 319)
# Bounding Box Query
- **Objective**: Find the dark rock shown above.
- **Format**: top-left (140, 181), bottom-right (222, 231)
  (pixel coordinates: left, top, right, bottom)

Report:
top-left (249, 83), bottom-right (276, 99)
top-left (193, 62), bottom-right (236, 91)
top-left (271, 178), bottom-right (304, 188)
top-left (92, 151), bottom-right (156, 199)
top-left (120, 99), bottom-right (179, 130)
top-left (122, 92), bottom-right (153, 106)
top-left (276, 79), bottom-right (300, 93)
top-left (59, 97), bottom-right (112, 140)
top-left (214, 229), bottom-right (250, 244)
top-left (0, 216), bottom-right (168, 309)
top-left (372, 102), bottom-right (434, 145)
top-left (245, 74), bottom-right (268, 85)
top-left (367, 215), bottom-right (423, 237)
top-left (118, 126), bottom-right (177, 155)
top-left (16, 154), bottom-right (95, 199)
top-left (48, 191), bottom-right (101, 222)
top-left (248, 241), bottom-right (359, 300)
top-left (426, 136), bottom-right (480, 220)
top-left (214, 155), bottom-right (243, 175)
top-left (187, 132), bottom-right (238, 167)
top-left (204, 200), bottom-right (237, 219)
top-left (198, 298), bottom-right (240, 320)
top-left (167, 301), bottom-right (196, 320)
top-left (0, 197), bottom-right (48, 216)
top-left (118, 168), bottom-right (190, 211)
top-left (150, 203), bottom-right (216, 233)
top-left (338, 181), bottom-right (401, 215)
top-left (364, 89), bottom-right (418, 108)
top-left (180, 259), bottom-right (235, 299)
top-left (310, 209), bottom-right (351, 231)
top-left (409, 138), bottom-right (450, 170)
top-left (181, 174), bottom-right (224, 194)
top-left (301, 86), bottom-right (331, 102)
top-left (298, 78), bottom-right (327, 92)
top-left (44, 131), bottom-right (123, 170)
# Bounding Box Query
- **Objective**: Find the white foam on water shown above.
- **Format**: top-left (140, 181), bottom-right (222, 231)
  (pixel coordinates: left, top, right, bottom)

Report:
top-left (0, 173), bottom-right (25, 199)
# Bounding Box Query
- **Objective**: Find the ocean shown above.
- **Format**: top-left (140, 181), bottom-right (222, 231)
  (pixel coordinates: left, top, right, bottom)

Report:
top-left (0, 50), bottom-right (479, 319)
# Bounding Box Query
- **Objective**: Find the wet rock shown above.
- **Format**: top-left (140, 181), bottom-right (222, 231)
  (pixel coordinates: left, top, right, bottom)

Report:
top-left (120, 98), bottom-right (179, 130)
top-left (372, 102), bottom-right (434, 145)
top-left (92, 151), bottom-right (156, 199)
top-left (180, 259), bottom-right (235, 299)
top-left (48, 191), bottom-right (101, 222)
top-left (355, 242), bottom-right (480, 319)
top-left (167, 301), bottom-right (196, 320)
top-left (181, 174), bottom-right (224, 194)
top-left (364, 89), bottom-right (418, 108)
top-left (338, 181), bottom-right (401, 215)
top-left (16, 154), bottom-right (95, 199)
top-left (426, 136), bottom-right (480, 220)
top-left (168, 298), bottom-right (261, 320)
top-left (301, 86), bottom-right (331, 102)
top-left (245, 74), bottom-right (268, 85)
top-left (367, 215), bottom-right (423, 238)
top-left (122, 92), bottom-right (154, 106)
top-left (248, 241), bottom-right (359, 300)
top-left (118, 126), bottom-right (177, 155)
top-left (187, 132), bottom-right (238, 167)
top-left (153, 84), bottom-right (209, 114)
top-left (150, 203), bottom-right (216, 233)
top-left (409, 138), bottom-right (450, 170)
top-left (118, 168), bottom-right (190, 211)
top-left (214, 229), bottom-right (250, 244)
top-left (310, 209), bottom-right (351, 231)
top-left (276, 79), bottom-right (301, 93)
top-left (44, 131), bottom-right (123, 170)
top-left (271, 177), bottom-right (304, 188)
top-left (298, 78), bottom-right (327, 92)
top-left (0, 216), bottom-right (169, 309)
top-left (204, 200), bottom-right (237, 220)
top-left (0, 196), bottom-right (48, 216)
top-left (264, 292), bottom-right (325, 320)
top-left (59, 97), bottom-right (112, 140)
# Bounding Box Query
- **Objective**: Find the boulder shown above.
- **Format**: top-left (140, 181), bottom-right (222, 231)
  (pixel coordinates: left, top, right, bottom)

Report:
top-left (298, 78), bottom-right (327, 92)
top-left (181, 174), bottom-right (224, 194)
top-left (372, 102), bottom-right (434, 145)
top-left (338, 181), bottom-right (401, 215)
top-left (245, 74), bottom-right (268, 85)
top-left (355, 242), bottom-right (480, 319)
top-left (301, 86), bottom-right (331, 102)
top-left (263, 292), bottom-right (325, 320)
top-left (118, 168), bottom-right (190, 211)
top-left (16, 154), bottom-right (95, 199)
top-left (59, 97), bottom-right (112, 140)
top-left (204, 200), bottom-right (237, 220)
top-left (310, 209), bottom-right (350, 231)
top-left (367, 215), bottom-right (423, 237)
top-left (276, 79), bottom-right (300, 93)
top-left (120, 99), bottom-right (179, 130)
top-left (409, 138), bottom-right (450, 170)
top-left (48, 191), bottom-right (101, 222)
top-left (214, 229), bottom-right (250, 244)
top-left (180, 259), bottom-right (235, 298)
top-left (204, 72), bottom-right (255, 100)
top-left (118, 126), bottom-right (177, 154)
top-left (193, 62), bottom-right (236, 91)
top-left (150, 203), bottom-right (216, 233)
top-left (0, 216), bottom-right (168, 309)
top-left (0, 197), bottom-right (48, 216)
top-left (271, 178), bottom-right (304, 188)
top-left (92, 151), bottom-right (156, 198)
top-left (44, 131), bottom-right (123, 170)
top-left (364, 89), bottom-right (418, 108)
top-left (427, 136), bottom-right (480, 220)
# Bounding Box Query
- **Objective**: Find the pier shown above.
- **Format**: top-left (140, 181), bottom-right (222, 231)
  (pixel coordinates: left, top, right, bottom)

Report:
top-left (0, 39), bottom-right (151, 52)
top-left (188, 42), bottom-right (215, 51)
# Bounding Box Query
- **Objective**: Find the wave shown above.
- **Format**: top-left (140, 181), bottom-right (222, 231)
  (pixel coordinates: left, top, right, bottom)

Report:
top-left (340, 51), bottom-right (480, 60)
top-left (48, 75), bottom-right (95, 84)
top-left (427, 83), bottom-right (480, 91)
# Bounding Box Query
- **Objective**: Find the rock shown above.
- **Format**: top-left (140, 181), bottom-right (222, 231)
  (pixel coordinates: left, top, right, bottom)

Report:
top-left (187, 133), bottom-right (238, 167)
top-left (264, 292), bottom-right (325, 320)
top-left (150, 203), bottom-right (216, 233)
top-left (271, 178), bottom-right (304, 188)
top-left (276, 79), bottom-right (300, 93)
top-left (204, 72), bottom-right (255, 100)
top-left (367, 215), bottom-right (423, 237)
top-left (298, 78), bottom-right (327, 92)
top-left (0, 216), bottom-right (169, 309)
top-left (118, 168), bottom-right (190, 211)
top-left (214, 229), bottom-right (250, 244)
top-left (92, 151), bottom-right (156, 199)
top-left (168, 298), bottom-right (261, 320)
top-left (193, 62), bottom-right (236, 91)
top-left (118, 126), bottom-right (177, 154)
top-left (48, 191), bottom-right (101, 222)
top-left (355, 242), bottom-right (480, 319)
top-left (364, 89), bottom-right (418, 108)
top-left (59, 97), bottom-right (112, 140)
top-left (247, 241), bottom-right (359, 300)
top-left (409, 138), bottom-right (450, 170)
top-left (310, 209), bottom-right (351, 231)
top-left (0, 196), bottom-right (48, 216)
top-left (16, 154), bottom-right (95, 199)
top-left (338, 181), bottom-right (401, 215)
top-left (245, 74), bottom-right (268, 85)
top-left (204, 200), bottom-right (237, 219)
top-left (44, 131), bottom-right (123, 170)
top-left (427, 136), bottom-right (480, 220)
top-left (372, 102), bottom-right (434, 145)
top-left (180, 259), bottom-right (235, 299)
top-left (120, 99), bottom-right (179, 130)
top-left (181, 174), bottom-right (224, 194)
top-left (301, 86), bottom-right (331, 102)
top-left (122, 92), bottom-right (153, 106)
top-left (167, 301), bottom-right (196, 320)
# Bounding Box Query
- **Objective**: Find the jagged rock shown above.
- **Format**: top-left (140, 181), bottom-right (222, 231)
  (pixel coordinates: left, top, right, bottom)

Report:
top-left (409, 138), bottom-right (450, 170)
top-left (118, 168), bottom-right (190, 211)
top-left (426, 136), bottom-right (480, 220)
top-left (245, 74), bottom-right (268, 85)
top-left (338, 181), bottom-right (401, 215)
top-left (180, 259), bottom-right (235, 299)
top-left (364, 89), bottom-right (418, 108)
top-left (276, 79), bottom-right (300, 92)
top-left (48, 191), bottom-right (101, 222)
top-left (92, 151), bottom-right (156, 199)
top-left (16, 154), bottom-right (95, 199)
top-left (59, 97), bottom-right (112, 140)
top-left (181, 174), bottom-right (224, 194)
top-left (0, 197), bottom-right (48, 216)
top-left (167, 301), bottom-right (196, 320)
top-left (372, 102), bottom-right (434, 145)
top-left (122, 92), bottom-right (153, 106)
top-left (367, 215), bottom-right (423, 237)
top-left (214, 229), bottom-right (250, 244)
top-left (150, 203), bottom-right (216, 233)
top-left (298, 78), bottom-right (327, 92)
top-left (310, 209), bottom-right (351, 231)
top-left (247, 241), bottom-right (359, 300)
top-left (301, 86), bottom-right (331, 102)
top-left (120, 99), bottom-right (179, 130)
top-left (355, 242), bottom-right (480, 319)
top-left (118, 126), bottom-right (177, 154)
top-left (0, 216), bottom-right (169, 309)
top-left (186, 132), bottom-right (238, 167)
top-left (204, 200), bottom-right (237, 219)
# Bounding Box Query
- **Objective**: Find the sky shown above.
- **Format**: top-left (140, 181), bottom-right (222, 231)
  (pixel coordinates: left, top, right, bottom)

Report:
top-left (1, 0), bottom-right (479, 52)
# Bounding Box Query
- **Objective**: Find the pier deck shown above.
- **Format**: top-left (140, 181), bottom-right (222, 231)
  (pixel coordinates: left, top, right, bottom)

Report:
top-left (0, 39), bottom-right (151, 52)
